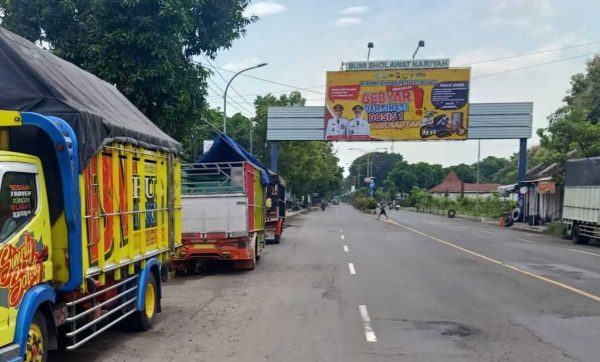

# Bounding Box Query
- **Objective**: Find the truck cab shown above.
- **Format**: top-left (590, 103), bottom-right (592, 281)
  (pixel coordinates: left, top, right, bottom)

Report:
top-left (0, 151), bottom-right (53, 354)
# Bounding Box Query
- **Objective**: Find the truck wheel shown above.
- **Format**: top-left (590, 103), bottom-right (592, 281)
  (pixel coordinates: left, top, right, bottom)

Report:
top-left (572, 224), bottom-right (590, 245)
top-left (252, 239), bottom-right (258, 266)
top-left (26, 311), bottom-right (48, 362)
top-left (247, 241), bottom-right (257, 270)
top-left (273, 234), bottom-right (281, 244)
top-left (131, 273), bottom-right (158, 331)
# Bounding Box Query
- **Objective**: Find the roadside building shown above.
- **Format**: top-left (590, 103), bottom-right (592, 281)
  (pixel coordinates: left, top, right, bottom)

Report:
top-left (430, 171), bottom-right (500, 199)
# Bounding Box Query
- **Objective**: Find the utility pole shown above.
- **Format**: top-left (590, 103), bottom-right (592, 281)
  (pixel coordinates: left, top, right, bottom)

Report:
top-left (249, 120), bottom-right (253, 153)
top-left (476, 140), bottom-right (481, 213)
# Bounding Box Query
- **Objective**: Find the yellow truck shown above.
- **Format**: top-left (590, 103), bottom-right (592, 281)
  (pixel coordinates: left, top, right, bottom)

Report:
top-left (0, 27), bottom-right (181, 361)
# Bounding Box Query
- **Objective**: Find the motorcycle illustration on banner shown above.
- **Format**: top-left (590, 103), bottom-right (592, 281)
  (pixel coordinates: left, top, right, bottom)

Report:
top-left (419, 110), bottom-right (466, 139)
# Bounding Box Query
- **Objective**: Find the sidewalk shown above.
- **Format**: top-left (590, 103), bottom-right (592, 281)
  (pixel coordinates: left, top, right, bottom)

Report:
top-left (397, 207), bottom-right (550, 234)
top-left (286, 207), bottom-right (318, 219)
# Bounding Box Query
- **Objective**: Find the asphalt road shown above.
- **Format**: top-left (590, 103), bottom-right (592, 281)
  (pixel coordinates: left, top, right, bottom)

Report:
top-left (50, 204), bottom-right (600, 361)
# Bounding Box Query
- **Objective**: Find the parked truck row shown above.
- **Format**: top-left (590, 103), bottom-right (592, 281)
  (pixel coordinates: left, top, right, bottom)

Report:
top-left (0, 27), bottom-right (286, 362)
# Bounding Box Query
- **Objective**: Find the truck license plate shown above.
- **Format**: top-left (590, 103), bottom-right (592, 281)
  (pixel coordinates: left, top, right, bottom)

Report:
top-left (192, 244), bottom-right (214, 250)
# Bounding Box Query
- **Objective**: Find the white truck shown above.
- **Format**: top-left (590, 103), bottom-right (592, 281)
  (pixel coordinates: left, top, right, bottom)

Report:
top-left (172, 158), bottom-right (268, 271)
top-left (563, 157), bottom-right (600, 244)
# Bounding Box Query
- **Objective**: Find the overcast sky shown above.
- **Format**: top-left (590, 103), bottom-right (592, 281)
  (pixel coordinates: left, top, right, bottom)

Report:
top-left (200, 0), bottom-right (600, 174)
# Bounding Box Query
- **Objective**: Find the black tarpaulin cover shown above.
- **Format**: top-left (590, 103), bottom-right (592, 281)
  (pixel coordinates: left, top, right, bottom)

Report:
top-left (0, 26), bottom-right (182, 168)
top-left (565, 157), bottom-right (600, 187)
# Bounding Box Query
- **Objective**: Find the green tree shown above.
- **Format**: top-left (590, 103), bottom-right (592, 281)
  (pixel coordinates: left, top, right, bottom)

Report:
top-left (538, 55), bottom-right (600, 174)
top-left (0, 0), bottom-right (255, 147)
top-left (252, 91), bottom-right (306, 163)
top-left (345, 152), bottom-right (404, 192)
top-left (477, 156), bottom-right (511, 183)
top-left (444, 163), bottom-right (475, 183)
top-left (411, 162), bottom-right (445, 189)
top-left (388, 169), bottom-right (417, 194)
top-left (491, 145), bottom-right (548, 185)
top-left (251, 91), bottom-right (342, 197)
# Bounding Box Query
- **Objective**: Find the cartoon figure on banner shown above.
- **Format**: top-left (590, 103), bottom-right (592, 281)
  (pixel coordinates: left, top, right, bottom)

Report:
top-left (348, 104), bottom-right (370, 139)
top-left (325, 104), bottom-right (348, 140)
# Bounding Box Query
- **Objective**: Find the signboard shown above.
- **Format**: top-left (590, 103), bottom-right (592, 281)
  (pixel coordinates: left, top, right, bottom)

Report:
top-left (203, 139), bottom-right (214, 154)
top-left (537, 181), bottom-right (556, 194)
top-left (324, 68), bottom-right (470, 141)
top-left (345, 59), bottom-right (450, 71)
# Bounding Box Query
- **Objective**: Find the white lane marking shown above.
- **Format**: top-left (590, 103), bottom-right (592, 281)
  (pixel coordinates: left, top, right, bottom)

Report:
top-left (344, 245), bottom-right (349, 252)
top-left (348, 263), bottom-right (356, 275)
top-left (358, 305), bottom-right (377, 342)
top-left (569, 248), bottom-right (600, 257)
top-left (482, 230), bottom-right (494, 234)
top-left (341, 234), bottom-right (345, 240)
top-left (516, 237), bottom-right (535, 243)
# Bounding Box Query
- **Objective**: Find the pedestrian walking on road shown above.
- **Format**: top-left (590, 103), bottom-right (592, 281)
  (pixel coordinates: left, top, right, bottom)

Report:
top-left (377, 202), bottom-right (388, 220)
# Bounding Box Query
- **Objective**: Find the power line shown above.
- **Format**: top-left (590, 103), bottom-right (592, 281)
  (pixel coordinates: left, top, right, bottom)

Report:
top-left (206, 76), bottom-right (254, 116)
top-left (202, 55), bottom-right (257, 115)
top-left (458, 41), bottom-right (600, 67)
top-left (206, 77), bottom-right (254, 115)
top-left (473, 51), bottom-right (599, 79)
top-left (205, 85), bottom-right (326, 101)
top-left (194, 60), bottom-right (326, 95)
top-left (206, 82), bottom-right (253, 117)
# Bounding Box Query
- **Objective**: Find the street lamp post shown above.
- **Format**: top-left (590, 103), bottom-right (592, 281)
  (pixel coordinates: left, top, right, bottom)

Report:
top-left (349, 147), bottom-right (388, 181)
top-left (411, 40), bottom-right (425, 60)
top-left (223, 63), bottom-right (268, 134)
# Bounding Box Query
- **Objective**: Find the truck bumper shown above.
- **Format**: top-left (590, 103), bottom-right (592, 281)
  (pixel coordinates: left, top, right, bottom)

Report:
top-left (172, 244), bottom-right (252, 262)
top-left (0, 344), bottom-right (22, 362)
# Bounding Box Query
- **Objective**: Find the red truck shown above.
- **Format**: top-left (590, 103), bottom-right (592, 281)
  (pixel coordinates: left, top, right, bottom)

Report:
top-left (172, 135), bottom-right (270, 272)
top-left (265, 172), bottom-right (286, 244)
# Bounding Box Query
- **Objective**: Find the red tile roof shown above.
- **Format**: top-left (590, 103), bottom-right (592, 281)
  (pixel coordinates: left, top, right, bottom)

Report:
top-left (429, 171), bottom-right (500, 194)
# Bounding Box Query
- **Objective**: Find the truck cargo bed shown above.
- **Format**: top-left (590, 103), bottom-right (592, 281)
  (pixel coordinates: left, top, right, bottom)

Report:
top-left (182, 193), bottom-right (248, 236)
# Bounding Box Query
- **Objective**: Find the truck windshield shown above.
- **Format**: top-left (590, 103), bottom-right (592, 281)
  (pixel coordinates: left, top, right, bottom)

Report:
top-left (0, 172), bottom-right (37, 243)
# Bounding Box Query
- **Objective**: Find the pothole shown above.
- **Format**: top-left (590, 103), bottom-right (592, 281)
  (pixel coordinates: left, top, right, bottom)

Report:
top-left (413, 321), bottom-right (476, 338)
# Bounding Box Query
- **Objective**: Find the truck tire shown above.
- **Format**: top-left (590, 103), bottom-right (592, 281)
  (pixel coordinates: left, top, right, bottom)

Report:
top-left (26, 311), bottom-right (49, 362)
top-left (273, 234), bottom-right (281, 244)
top-left (504, 214), bottom-right (514, 227)
top-left (131, 273), bottom-right (158, 331)
top-left (572, 224), bottom-right (590, 245)
top-left (511, 207), bottom-right (521, 221)
top-left (251, 239), bottom-right (258, 267)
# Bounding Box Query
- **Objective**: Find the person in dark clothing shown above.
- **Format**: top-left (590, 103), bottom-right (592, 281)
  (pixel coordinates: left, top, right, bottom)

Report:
top-left (377, 202), bottom-right (388, 220)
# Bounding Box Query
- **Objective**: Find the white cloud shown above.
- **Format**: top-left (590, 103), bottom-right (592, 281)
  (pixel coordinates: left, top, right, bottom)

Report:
top-left (243, 1), bottom-right (286, 17)
top-left (340, 6), bottom-right (370, 15)
top-left (484, 0), bottom-right (556, 34)
top-left (221, 56), bottom-right (265, 72)
top-left (333, 17), bottom-right (362, 27)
